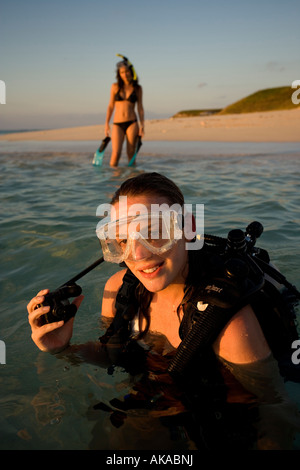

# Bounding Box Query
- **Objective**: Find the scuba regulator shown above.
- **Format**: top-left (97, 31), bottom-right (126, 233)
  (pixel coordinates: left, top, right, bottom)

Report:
top-left (38, 284), bottom-right (82, 325)
top-left (36, 257), bottom-right (104, 325)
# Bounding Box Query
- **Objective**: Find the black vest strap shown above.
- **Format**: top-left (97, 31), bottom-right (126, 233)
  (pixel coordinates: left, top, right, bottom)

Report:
top-left (169, 254), bottom-right (265, 378)
top-left (99, 268), bottom-right (139, 345)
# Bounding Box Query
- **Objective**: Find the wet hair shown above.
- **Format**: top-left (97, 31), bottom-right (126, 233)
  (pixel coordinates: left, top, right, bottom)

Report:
top-left (116, 60), bottom-right (139, 88)
top-left (111, 173), bottom-right (185, 339)
top-left (110, 172), bottom-right (184, 207)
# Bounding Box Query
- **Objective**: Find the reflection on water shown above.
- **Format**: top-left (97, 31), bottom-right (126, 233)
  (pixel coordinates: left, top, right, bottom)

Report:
top-left (0, 141), bottom-right (299, 449)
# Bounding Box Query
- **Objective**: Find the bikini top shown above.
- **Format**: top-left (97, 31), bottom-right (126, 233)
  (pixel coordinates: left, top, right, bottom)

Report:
top-left (115, 87), bottom-right (138, 103)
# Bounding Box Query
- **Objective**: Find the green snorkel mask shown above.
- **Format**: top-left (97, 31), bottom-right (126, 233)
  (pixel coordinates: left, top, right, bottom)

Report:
top-left (116, 53), bottom-right (137, 81)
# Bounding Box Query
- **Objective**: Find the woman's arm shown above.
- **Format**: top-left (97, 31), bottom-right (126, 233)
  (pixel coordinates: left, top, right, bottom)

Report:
top-left (105, 84), bottom-right (117, 136)
top-left (136, 85), bottom-right (144, 137)
top-left (213, 304), bottom-right (271, 364)
top-left (214, 304), bottom-right (300, 450)
top-left (101, 268), bottom-right (127, 318)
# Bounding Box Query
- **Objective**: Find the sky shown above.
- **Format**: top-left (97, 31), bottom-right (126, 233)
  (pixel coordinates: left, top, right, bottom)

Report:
top-left (1, 0), bottom-right (299, 130)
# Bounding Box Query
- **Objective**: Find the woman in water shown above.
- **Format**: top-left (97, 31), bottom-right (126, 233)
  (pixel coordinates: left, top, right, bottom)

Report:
top-left (105, 56), bottom-right (144, 167)
top-left (27, 172), bottom-right (300, 449)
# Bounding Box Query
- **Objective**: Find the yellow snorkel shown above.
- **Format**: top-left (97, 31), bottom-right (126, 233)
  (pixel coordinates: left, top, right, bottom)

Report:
top-left (116, 53), bottom-right (137, 81)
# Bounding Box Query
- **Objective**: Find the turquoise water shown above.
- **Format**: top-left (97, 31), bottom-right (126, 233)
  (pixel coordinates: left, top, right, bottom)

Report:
top-left (0, 140), bottom-right (299, 450)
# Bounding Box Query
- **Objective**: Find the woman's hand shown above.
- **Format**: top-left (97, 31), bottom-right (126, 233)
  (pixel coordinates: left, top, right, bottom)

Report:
top-left (105, 123), bottom-right (110, 137)
top-left (139, 124), bottom-right (144, 137)
top-left (27, 289), bottom-right (84, 354)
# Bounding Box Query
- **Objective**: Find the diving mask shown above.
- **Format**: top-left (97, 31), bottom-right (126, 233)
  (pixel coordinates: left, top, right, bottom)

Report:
top-left (96, 211), bottom-right (183, 263)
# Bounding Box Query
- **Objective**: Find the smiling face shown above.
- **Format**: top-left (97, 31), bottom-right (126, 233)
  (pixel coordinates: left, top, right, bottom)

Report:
top-left (112, 194), bottom-right (189, 293)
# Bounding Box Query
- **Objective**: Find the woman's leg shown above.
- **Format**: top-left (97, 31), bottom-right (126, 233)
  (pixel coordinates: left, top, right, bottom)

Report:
top-left (110, 124), bottom-right (125, 167)
top-left (126, 121), bottom-right (139, 164)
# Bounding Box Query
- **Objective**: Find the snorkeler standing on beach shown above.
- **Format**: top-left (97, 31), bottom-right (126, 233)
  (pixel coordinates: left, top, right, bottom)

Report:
top-left (105, 55), bottom-right (144, 167)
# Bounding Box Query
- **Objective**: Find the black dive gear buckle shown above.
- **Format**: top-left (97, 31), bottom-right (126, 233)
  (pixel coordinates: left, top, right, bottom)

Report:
top-left (36, 256), bottom-right (105, 325)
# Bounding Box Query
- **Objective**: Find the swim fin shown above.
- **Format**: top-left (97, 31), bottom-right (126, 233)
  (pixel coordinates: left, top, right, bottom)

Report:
top-left (93, 137), bottom-right (111, 166)
top-left (128, 136), bottom-right (142, 167)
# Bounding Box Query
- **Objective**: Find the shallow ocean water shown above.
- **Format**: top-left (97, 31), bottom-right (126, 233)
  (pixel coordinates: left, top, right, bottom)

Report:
top-left (0, 140), bottom-right (299, 450)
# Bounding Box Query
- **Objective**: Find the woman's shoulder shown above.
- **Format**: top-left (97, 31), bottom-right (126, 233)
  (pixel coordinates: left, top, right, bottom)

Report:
top-left (104, 268), bottom-right (127, 291)
top-left (213, 304), bottom-right (271, 364)
top-left (101, 268), bottom-right (127, 318)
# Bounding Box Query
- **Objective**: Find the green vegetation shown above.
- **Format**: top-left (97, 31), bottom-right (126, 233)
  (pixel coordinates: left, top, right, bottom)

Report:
top-left (219, 86), bottom-right (295, 114)
top-left (173, 87), bottom-right (295, 117)
top-left (172, 109), bottom-right (221, 118)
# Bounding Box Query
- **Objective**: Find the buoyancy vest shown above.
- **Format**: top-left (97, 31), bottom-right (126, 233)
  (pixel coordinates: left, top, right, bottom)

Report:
top-left (169, 250), bottom-right (300, 381)
top-left (99, 222), bottom-right (300, 382)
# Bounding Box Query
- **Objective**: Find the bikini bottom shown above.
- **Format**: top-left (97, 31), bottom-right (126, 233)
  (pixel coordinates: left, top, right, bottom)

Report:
top-left (114, 119), bottom-right (137, 134)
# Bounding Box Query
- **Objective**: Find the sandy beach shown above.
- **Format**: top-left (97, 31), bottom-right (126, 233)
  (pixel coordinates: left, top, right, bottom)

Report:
top-left (1, 108), bottom-right (300, 142)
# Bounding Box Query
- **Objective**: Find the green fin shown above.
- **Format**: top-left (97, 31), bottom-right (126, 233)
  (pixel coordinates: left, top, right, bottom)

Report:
top-left (128, 136), bottom-right (142, 167)
top-left (93, 137), bottom-right (111, 166)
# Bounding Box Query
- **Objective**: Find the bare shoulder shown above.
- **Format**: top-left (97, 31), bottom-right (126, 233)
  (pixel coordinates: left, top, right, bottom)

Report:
top-left (213, 304), bottom-right (271, 364)
top-left (101, 269), bottom-right (127, 318)
top-left (104, 268), bottom-right (127, 291)
top-left (110, 83), bottom-right (118, 95)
